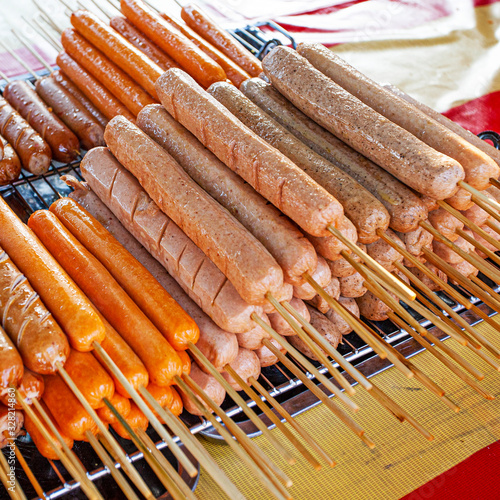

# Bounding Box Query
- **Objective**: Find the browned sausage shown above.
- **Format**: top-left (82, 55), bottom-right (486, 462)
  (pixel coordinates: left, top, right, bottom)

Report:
top-left (0, 135), bottom-right (21, 185)
top-left (325, 296), bottom-right (359, 336)
top-left (169, 387), bottom-right (183, 416)
top-left (222, 348), bottom-right (261, 391)
top-left (450, 258), bottom-right (479, 285)
top-left (428, 208), bottom-right (464, 242)
top-left (409, 262), bottom-right (448, 292)
top-left (268, 297), bottom-right (310, 337)
top-left (356, 289), bottom-right (394, 322)
top-left (0, 326), bottom-right (23, 398)
top-left (396, 226), bottom-right (433, 267)
top-left (433, 230), bottom-right (475, 264)
top-left (0, 369), bottom-right (43, 409)
top-left (339, 272), bottom-right (367, 298)
top-left (293, 256), bottom-right (332, 300)
top-left (307, 276), bottom-right (340, 313)
top-left (462, 197), bottom-right (494, 227)
top-left (365, 229), bottom-right (405, 272)
top-left (327, 243), bottom-right (366, 278)
top-left (143, 383), bottom-right (174, 423)
top-left (445, 188), bottom-right (473, 211)
top-left (472, 221), bottom-right (500, 258)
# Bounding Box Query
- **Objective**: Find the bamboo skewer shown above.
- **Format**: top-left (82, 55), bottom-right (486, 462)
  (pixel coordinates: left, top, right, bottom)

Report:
top-left (485, 217), bottom-right (500, 235)
top-left (181, 374), bottom-right (293, 500)
top-left (34, 4), bottom-right (65, 33)
top-left (455, 227), bottom-right (500, 268)
top-left (224, 364), bottom-right (321, 470)
top-left (0, 456), bottom-right (21, 500)
top-left (460, 181), bottom-right (500, 214)
top-left (27, 15), bottom-right (63, 50)
top-left (0, 448), bottom-right (26, 500)
top-left (469, 274), bottom-right (500, 309)
top-left (469, 195), bottom-right (500, 229)
top-left (11, 29), bottom-right (53, 73)
top-left (0, 40), bottom-right (39, 80)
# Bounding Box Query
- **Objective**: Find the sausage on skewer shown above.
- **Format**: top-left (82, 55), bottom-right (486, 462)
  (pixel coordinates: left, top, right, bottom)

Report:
top-left (0, 135), bottom-right (21, 185)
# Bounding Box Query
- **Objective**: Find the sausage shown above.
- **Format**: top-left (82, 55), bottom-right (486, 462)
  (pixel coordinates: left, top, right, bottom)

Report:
top-left (105, 115), bottom-right (290, 307)
top-left (63, 349), bottom-right (115, 409)
top-left (156, 69), bottom-right (344, 237)
top-left (57, 52), bottom-right (135, 123)
top-left (462, 197), bottom-right (494, 227)
top-left (298, 44), bottom-right (497, 190)
top-left (356, 289), bottom-right (393, 322)
top-left (433, 230), bottom-right (475, 264)
top-left (445, 188), bottom-right (473, 211)
top-left (268, 297), bottom-right (310, 337)
top-left (95, 314), bottom-right (149, 397)
top-left (80, 147), bottom-right (265, 333)
top-left (0, 404), bottom-right (23, 448)
top-left (0, 369), bottom-right (43, 409)
top-left (235, 315), bottom-right (271, 350)
top-left (0, 326), bottom-right (24, 397)
top-left (3, 80), bottom-right (79, 163)
top-left (472, 220), bottom-right (500, 258)
top-left (180, 4), bottom-right (262, 77)
top-left (307, 276), bottom-right (340, 313)
top-left (61, 29), bottom-right (157, 117)
top-left (111, 402), bottom-right (148, 439)
top-left (179, 362), bottom-right (225, 416)
top-left (0, 97), bottom-right (51, 174)
top-left (35, 74), bottom-right (105, 150)
top-left (240, 78), bottom-right (429, 233)
top-left (254, 338), bottom-right (285, 367)
top-left (209, 81), bottom-right (390, 243)
top-left (96, 392), bottom-right (131, 425)
top-left (262, 47), bottom-right (464, 200)
top-left (293, 256), bottom-right (331, 301)
top-left (338, 272), bottom-right (367, 298)
top-left (487, 185), bottom-right (500, 203)
top-left (23, 401), bottom-right (73, 459)
top-left (450, 258), bottom-right (479, 285)
top-left (365, 229), bottom-right (405, 272)
top-left (420, 195), bottom-right (439, 212)
top-left (110, 16), bottom-right (179, 71)
top-left (0, 135), bottom-right (3, 160)
top-left (428, 208), bottom-right (464, 242)
top-left (137, 104), bottom-right (317, 286)
top-left (169, 387), bottom-right (183, 416)
top-left (0, 197), bottom-right (105, 352)
top-left (0, 245), bottom-right (70, 374)
top-left (222, 348), bottom-right (261, 391)
top-left (52, 69), bottom-right (108, 128)
top-left (396, 226), bottom-right (433, 267)
top-left (327, 244), bottom-right (365, 278)
top-left (43, 373), bottom-right (98, 441)
top-left (51, 197), bottom-right (199, 351)
top-left (0, 135), bottom-right (21, 185)
top-left (409, 262), bottom-right (448, 292)
top-left (178, 350), bottom-right (191, 376)
top-left (28, 210), bottom-right (181, 387)
top-left (144, 383), bottom-right (174, 418)
top-left (325, 296), bottom-right (359, 336)
top-left (71, 9), bottom-right (162, 98)
top-left (160, 13), bottom-right (250, 88)
top-left (307, 216), bottom-right (358, 262)
top-left (385, 83), bottom-right (500, 169)
top-left (121, 0), bottom-right (226, 89)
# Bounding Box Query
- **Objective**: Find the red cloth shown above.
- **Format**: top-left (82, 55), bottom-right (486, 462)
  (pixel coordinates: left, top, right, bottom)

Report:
top-left (401, 440), bottom-right (500, 499)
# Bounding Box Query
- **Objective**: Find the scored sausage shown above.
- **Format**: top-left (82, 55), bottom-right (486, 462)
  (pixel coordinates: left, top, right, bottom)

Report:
top-left (209, 81), bottom-right (390, 243)
top-left (0, 197), bottom-right (105, 352)
top-left (51, 197), bottom-right (199, 351)
top-left (325, 296), bottom-right (359, 336)
top-left (268, 297), bottom-right (310, 337)
top-left (156, 68), bottom-right (344, 237)
top-left (299, 43), bottom-right (498, 190)
top-left (96, 392), bottom-right (131, 425)
top-left (80, 147), bottom-right (266, 333)
top-left (0, 135), bottom-right (21, 185)
top-left (137, 104), bottom-right (317, 286)
top-left (3, 80), bottom-right (79, 163)
top-left (293, 256), bottom-right (332, 301)
top-left (0, 368), bottom-right (43, 408)
top-left (0, 97), bottom-right (51, 174)
top-left (222, 348), bottom-right (261, 391)
top-left (307, 276), bottom-right (340, 313)
top-left (240, 78), bottom-right (428, 233)
top-left (105, 115), bottom-right (290, 306)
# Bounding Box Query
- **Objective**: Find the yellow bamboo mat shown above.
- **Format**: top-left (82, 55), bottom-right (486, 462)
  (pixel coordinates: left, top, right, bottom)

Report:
top-left (195, 318), bottom-right (500, 499)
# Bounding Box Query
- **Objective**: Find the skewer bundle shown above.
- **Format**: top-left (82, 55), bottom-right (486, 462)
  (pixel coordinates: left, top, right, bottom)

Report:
top-left (1, 0), bottom-right (500, 499)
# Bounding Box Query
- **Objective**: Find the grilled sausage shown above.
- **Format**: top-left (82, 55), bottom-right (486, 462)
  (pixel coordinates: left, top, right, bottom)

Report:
top-left (105, 115), bottom-right (290, 307)
top-left (298, 43), bottom-right (498, 190)
top-left (409, 262), bottom-right (448, 292)
top-left (293, 256), bottom-right (332, 301)
top-left (241, 79), bottom-right (429, 233)
top-left (396, 226), bottom-right (433, 267)
top-left (365, 229), bottom-right (405, 272)
top-left (35, 74), bottom-right (105, 150)
top-left (0, 326), bottom-right (24, 398)
top-left (222, 348), bottom-right (261, 391)
top-left (3, 80), bottom-right (79, 163)
top-left (0, 404), bottom-right (23, 448)
top-left (144, 383), bottom-right (174, 423)
top-left (235, 315), bottom-right (271, 350)
top-left (0, 245), bottom-right (70, 374)
top-left (0, 97), bottom-right (51, 174)
top-left (96, 392), bottom-right (131, 425)
top-left (472, 221), bottom-right (500, 258)
top-left (209, 81), bottom-right (390, 243)
top-left (307, 276), bottom-right (340, 313)
top-left (80, 147), bottom-right (266, 333)
top-left (450, 258), bottom-right (479, 285)
top-left (268, 297), bottom-right (310, 337)
top-left (433, 230), bottom-right (475, 264)
top-left (356, 289), bottom-right (393, 322)
top-left (137, 104), bottom-right (317, 286)
top-left (338, 272), bottom-right (367, 298)
top-left (325, 296), bottom-right (359, 336)
top-left (445, 188), bottom-right (473, 211)
top-left (428, 208), bottom-right (464, 242)
top-left (111, 401), bottom-right (148, 439)
top-left (155, 68), bottom-right (344, 237)
top-left (462, 197), bottom-right (494, 227)
top-left (0, 135), bottom-right (21, 185)
top-left (254, 338), bottom-right (285, 367)
top-left (169, 387), bottom-right (183, 416)
top-left (307, 216), bottom-right (358, 261)
top-left (0, 369), bottom-right (43, 409)
top-left (327, 244), bottom-right (365, 278)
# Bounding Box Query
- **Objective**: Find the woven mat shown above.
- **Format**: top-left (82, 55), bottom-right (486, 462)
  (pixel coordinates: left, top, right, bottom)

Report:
top-left (195, 318), bottom-right (500, 499)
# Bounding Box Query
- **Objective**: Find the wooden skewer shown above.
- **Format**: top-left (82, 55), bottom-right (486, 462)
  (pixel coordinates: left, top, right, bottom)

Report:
top-left (0, 449), bottom-right (26, 500)
top-left (85, 431), bottom-right (141, 500)
top-left (181, 374), bottom-right (293, 500)
top-left (469, 274), bottom-right (500, 309)
top-left (27, 16), bottom-right (63, 50)
top-left (102, 0), bottom-right (122, 14)
top-left (86, 0), bottom-right (114, 18)
top-left (186, 343), bottom-right (296, 473)
top-left (0, 456), bottom-right (21, 500)
top-left (455, 226), bottom-right (500, 268)
top-left (471, 195), bottom-right (500, 226)
top-left (485, 217), bottom-right (500, 236)
top-left (267, 294), bottom-right (355, 395)
top-left (11, 29), bottom-right (53, 73)
top-left (260, 337), bottom-right (376, 449)
top-left (0, 40), bottom-right (39, 80)
top-left (327, 224), bottom-right (416, 301)
top-left (34, 4), bottom-right (65, 33)
top-left (103, 402), bottom-right (187, 500)
top-left (224, 363), bottom-right (321, 469)
top-left (460, 181), bottom-right (500, 214)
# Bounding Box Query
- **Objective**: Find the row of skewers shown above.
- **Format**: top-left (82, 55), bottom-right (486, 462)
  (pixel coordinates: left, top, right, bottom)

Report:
top-left (1, 0), bottom-right (500, 499)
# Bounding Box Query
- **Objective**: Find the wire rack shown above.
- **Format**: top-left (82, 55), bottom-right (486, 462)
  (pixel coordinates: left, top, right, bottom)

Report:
top-left (2, 23), bottom-right (500, 500)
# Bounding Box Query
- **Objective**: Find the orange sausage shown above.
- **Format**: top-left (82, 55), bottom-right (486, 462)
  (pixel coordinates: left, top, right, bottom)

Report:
top-left (24, 401), bottom-right (74, 460)
top-left (0, 198), bottom-right (105, 352)
top-left (64, 349), bottom-right (115, 409)
top-left (96, 392), bottom-right (131, 425)
top-left (50, 197), bottom-right (199, 351)
top-left (0, 325), bottom-right (23, 396)
top-left (120, 0), bottom-right (226, 88)
top-left (43, 373), bottom-right (98, 441)
top-left (71, 9), bottom-right (162, 98)
top-left (168, 387), bottom-right (183, 417)
top-left (28, 210), bottom-right (182, 387)
top-left (57, 52), bottom-right (135, 123)
top-left (144, 383), bottom-right (174, 423)
top-left (177, 350), bottom-right (191, 376)
top-left (181, 4), bottom-right (262, 77)
top-left (0, 369), bottom-right (43, 409)
top-left (161, 13), bottom-right (250, 87)
top-left (111, 402), bottom-right (148, 439)
top-left (61, 29), bottom-right (157, 116)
